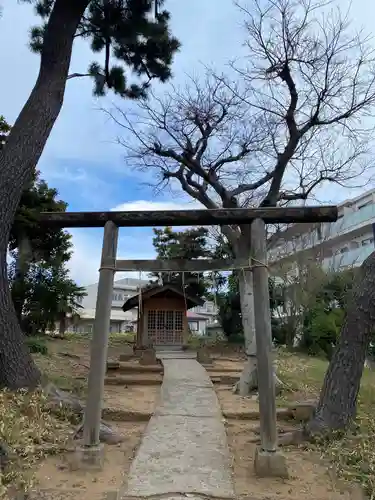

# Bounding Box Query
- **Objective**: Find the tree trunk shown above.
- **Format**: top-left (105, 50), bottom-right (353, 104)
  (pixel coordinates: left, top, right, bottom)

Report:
top-left (59, 314), bottom-right (66, 337)
top-left (0, 246), bottom-right (40, 389)
top-left (11, 235), bottom-right (32, 323)
top-left (236, 267), bottom-right (258, 394)
top-left (0, 0), bottom-right (89, 389)
top-left (307, 251), bottom-right (375, 434)
top-left (233, 226), bottom-right (283, 396)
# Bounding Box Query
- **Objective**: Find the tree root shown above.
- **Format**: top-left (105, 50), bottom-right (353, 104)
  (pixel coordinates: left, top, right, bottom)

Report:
top-left (42, 382), bottom-right (124, 445)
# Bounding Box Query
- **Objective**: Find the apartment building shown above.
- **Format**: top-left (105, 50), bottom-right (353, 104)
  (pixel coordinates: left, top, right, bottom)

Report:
top-left (269, 188), bottom-right (375, 275)
top-left (68, 277), bottom-right (218, 335)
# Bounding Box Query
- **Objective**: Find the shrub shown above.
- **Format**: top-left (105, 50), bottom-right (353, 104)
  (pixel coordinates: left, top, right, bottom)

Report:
top-left (227, 333), bottom-right (245, 344)
top-left (25, 337), bottom-right (48, 355)
top-left (299, 306), bottom-right (342, 359)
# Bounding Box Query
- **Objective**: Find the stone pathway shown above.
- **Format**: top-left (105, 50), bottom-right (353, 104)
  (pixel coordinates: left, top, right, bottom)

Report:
top-left (119, 352), bottom-right (235, 500)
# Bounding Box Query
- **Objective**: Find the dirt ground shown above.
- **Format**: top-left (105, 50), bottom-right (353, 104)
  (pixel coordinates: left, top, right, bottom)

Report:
top-left (33, 421), bottom-right (146, 500)
top-left (226, 420), bottom-right (354, 500)
top-left (25, 339), bottom-right (366, 499)
top-left (27, 336), bottom-right (161, 500)
top-left (210, 357), bottom-right (358, 500)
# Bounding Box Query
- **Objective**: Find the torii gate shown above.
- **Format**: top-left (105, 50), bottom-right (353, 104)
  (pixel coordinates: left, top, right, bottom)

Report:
top-left (38, 205), bottom-right (337, 473)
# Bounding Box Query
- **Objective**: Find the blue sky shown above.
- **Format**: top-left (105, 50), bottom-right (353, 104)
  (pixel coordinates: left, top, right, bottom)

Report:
top-left (0, 0), bottom-right (373, 285)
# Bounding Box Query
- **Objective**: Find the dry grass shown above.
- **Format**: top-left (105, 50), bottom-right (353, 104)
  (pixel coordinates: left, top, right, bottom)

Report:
top-left (0, 333), bottom-right (147, 498)
top-left (0, 389), bottom-right (73, 497)
top-left (276, 348), bottom-right (375, 497)
top-left (4, 336), bottom-right (375, 498)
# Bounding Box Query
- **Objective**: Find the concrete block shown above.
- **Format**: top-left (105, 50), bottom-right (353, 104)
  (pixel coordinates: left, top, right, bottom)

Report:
top-left (119, 344), bottom-right (134, 361)
top-left (72, 443), bottom-right (105, 471)
top-left (196, 347), bottom-right (212, 365)
top-left (254, 447), bottom-right (288, 478)
top-left (119, 354), bottom-right (133, 362)
top-left (139, 348), bottom-right (158, 365)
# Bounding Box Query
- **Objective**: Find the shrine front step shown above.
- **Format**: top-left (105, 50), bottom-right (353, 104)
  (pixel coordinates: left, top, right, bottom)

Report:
top-left (154, 344), bottom-right (183, 352)
top-left (106, 361), bottom-right (163, 374)
top-left (104, 375), bottom-right (162, 386)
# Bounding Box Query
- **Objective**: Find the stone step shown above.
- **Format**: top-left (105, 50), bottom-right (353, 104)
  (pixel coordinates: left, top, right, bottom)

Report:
top-left (154, 344), bottom-right (183, 351)
top-left (107, 361), bottom-right (163, 373)
top-left (26, 488), bottom-right (118, 500)
top-left (211, 375), bottom-right (239, 384)
top-left (104, 375), bottom-right (162, 386)
top-left (102, 408), bottom-right (152, 421)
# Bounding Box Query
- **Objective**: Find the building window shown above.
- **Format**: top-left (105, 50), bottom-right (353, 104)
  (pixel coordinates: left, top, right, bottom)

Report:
top-left (362, 238), bottom-right (374, 246)
top-left (189, 321), bottom-right (199, 331)
top-left (112, 292), bottom-right (124, 302)
top-left (358, 202), bottom-right (371, 210)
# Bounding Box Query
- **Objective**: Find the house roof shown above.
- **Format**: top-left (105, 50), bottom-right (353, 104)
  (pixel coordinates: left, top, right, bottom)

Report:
top-left (187, 311), bottom-right (208, 320)
top-left (122, 283), bottom-right (204, 312)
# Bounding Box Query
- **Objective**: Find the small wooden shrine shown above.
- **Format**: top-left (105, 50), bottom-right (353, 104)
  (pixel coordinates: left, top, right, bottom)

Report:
top-left (122, 283), bottom-right (204, 348)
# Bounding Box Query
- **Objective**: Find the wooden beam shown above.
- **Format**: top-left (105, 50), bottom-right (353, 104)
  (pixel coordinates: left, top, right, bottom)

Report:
top-left (37, 206), bottom-right (338, 228)
top-left (115, 258), bottom-right (251, 272)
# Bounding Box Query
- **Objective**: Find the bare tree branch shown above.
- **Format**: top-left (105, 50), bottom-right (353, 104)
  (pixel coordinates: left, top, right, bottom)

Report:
top-left (108, 0), bottom-right (375, 251)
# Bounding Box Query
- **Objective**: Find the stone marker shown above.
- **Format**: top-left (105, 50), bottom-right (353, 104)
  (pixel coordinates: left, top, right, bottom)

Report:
top-left (253, 447), bottom-right (288, 479)
top-left (119, 344), bottom-right (134, 361)
top-left (196, 346), bottom-right (213, 365)
top-left (72, 443), bottom-right (105, 471)
top-left (139, 347), bottom-right (158, 365)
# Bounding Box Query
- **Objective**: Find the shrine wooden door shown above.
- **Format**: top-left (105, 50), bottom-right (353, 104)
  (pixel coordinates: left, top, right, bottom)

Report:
top-left (146, 309), bottom-right (184, 346)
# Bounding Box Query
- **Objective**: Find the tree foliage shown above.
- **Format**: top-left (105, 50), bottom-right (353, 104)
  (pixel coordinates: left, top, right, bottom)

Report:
top-left (10, 169), bottom-right (71, 264)
top-left (151, 226), bottom-right (211, 299)
top-left (217, 272), bottom-right (285, 341)
top-left (8, 261), bottom-right (86, 336)
top-left (0, 0), bottom-right (179, 389)
top-left (9, 168), bottom-right (73, 325)
top-left (112, 0), bottom-right (375, 394)
top-left (114, 0), bottom-right (375, 213)
top-left (0, 116), bottom-right (10, 148)
top-left (25, 0), bottom-right (180, 98)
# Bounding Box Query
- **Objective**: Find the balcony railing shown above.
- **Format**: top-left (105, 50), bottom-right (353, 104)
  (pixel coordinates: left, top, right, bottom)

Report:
top-left (322, 244), bottom-right (374, 271)
top-left (269, 203), bottom-right (375, 262)
top-left (323, 203), bottom-right (375, 240)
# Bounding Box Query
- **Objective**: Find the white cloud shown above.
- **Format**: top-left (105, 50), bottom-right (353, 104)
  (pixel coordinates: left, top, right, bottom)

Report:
top-left (68, 198), bottom-right (206, 285)
top-left (68, 226), bottom-right (157, 286)
top-left (111, 199), bottom-right (201, 212)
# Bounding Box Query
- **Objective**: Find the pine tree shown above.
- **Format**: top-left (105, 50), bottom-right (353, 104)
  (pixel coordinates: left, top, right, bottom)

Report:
top-left (10, 169), bottom-right (72, 326)
top-left (152, 226), bottom-right (211, 299)
top-left (0, 1), bottom-right (179, 389)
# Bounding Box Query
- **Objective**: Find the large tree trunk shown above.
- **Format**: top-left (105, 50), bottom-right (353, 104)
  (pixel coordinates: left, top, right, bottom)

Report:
top-left (236, 267), bottom-right (258, 394)
top-left (0, 0), bottom-right (89, 389)
top-left (233, 226), bottom-right (283, 396)
top-left (59, 314), bottom-right (67, 337)
top-left (11, 235), bottom-right (32, 323)
top-left (307, 251), bottom-right (375, 434)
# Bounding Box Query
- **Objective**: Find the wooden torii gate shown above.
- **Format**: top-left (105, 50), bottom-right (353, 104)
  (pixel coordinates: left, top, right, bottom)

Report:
top-left (38, 206), bottom-right (338, 472)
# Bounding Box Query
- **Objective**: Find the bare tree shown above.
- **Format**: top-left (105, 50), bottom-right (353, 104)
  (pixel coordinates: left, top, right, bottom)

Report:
top-left (110, 0), bottom-right (375, 394)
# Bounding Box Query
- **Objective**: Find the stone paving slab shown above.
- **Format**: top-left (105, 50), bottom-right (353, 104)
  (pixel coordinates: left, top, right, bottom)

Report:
top-left (120, 358), bottom-right (234, 500)
top-left (124, 415), bottom-right (234, 498)
top-left (160, 359), bottom-right (212, 386)
top-left (155, 384), bottom-right (221, 418)
top-left (156, 351), bottom-right (197, 360)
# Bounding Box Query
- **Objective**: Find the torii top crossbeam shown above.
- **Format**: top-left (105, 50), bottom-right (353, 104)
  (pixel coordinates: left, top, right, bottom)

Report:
top-left (38, 206), bottom-right (338, 228)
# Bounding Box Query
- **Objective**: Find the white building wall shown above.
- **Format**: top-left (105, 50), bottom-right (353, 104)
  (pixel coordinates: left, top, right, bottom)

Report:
top-left (269, 188), bottom-right (375, 275)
